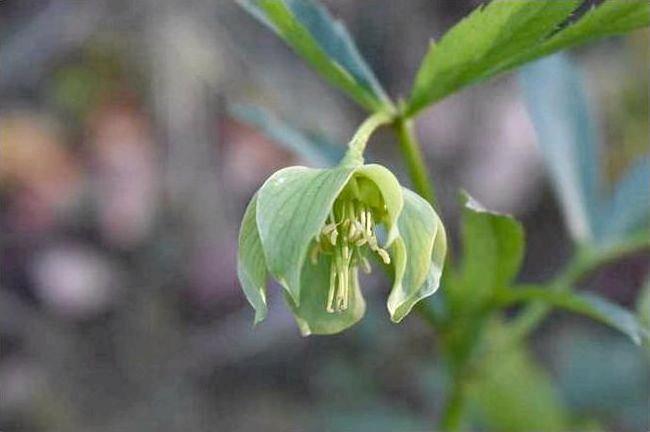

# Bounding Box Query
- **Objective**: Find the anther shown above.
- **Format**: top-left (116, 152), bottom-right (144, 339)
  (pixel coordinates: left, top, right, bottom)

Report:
top-left (321, 223), bottom-right (337, 236)
top-left (377, 248), bottom-right (391, 265)
top-left (348, 222), bottom-right (357, 240)
top-left (329, 229), bottom-right (338, 246)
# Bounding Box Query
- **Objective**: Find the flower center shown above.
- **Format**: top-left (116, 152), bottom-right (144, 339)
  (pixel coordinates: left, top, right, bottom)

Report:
top-left (310, 199), bottom-right (390, 313)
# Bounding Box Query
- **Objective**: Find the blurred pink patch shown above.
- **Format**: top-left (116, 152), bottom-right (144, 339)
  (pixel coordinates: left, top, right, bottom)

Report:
top-left (31, 242), bottom-right (121, 319)
top-left (0, 112), bottom-right (83, 233)
top-left (87, 101), bottom-right (160, 248)
top-left (222, 118), bottom-right (297, 195)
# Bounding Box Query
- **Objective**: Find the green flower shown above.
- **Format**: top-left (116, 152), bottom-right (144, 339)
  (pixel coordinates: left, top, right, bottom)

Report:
top-left (237, 115), bottom-right (446, 335)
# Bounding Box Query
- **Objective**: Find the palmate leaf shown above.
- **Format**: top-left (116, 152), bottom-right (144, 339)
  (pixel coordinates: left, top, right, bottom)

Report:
top-left (521, 55), bottom-right (650, 244)
top-left (503, 287), bottom-right (650, 345)
top-left (511, 0), bottom-right (650, 69)
top-left (452, 192), bottom-right (525, 311)
top-left (407, 0), bottom-right (650, 117)
top-left (520, 54), bottom-right (601, 243)
top-left (238, 0), bottom-right (391, 112)
top-left (600, 156), bottom-right (650, 241)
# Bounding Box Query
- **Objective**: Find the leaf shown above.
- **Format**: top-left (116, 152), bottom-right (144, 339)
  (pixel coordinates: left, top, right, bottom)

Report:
top-left (284, 254), bottom-right (365, 336)
top-left (230, 104), bottom-right (344, 167)
top-left (502, 288), bottom-right (650, 345)
top-left (468, 322), bottom-right (569, 431)
top-left (600, 156), bottom-right (650, 241)
top-left (238, 0), bottom-right (391, 112)
top-left (256, 165), bottom-right (355, 303)
top-left (407, 0), bottom-right (579, 116)
top-left (512, 0), bottom-right (650, 69)
top-left (553, 328), bottom-right (648, 430)
top-left (388, 188), bottom-right (446, 322)
top-left (569, 293), bottom-right (649, 346)
top-left (454, 192), bottom-right (525, 310)
top-left (519, 54), bottom-right (601, 243)
top-left (637, 274), bottom-right (650, 328)
top-left (237, 194), bottom-right (268, 324)
top-left (406, 0), bottom-right (650, 117)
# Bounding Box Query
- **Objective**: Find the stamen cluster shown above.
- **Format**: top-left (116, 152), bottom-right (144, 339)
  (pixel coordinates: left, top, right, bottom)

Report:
top-left (310, 198), bottom-right (391, 313)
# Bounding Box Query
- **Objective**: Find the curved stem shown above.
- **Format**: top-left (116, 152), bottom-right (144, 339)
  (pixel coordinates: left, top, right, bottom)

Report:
top-left (343, 110), bottom-right (395, 165)
top-left (393, 117), bottom-right (437, 206)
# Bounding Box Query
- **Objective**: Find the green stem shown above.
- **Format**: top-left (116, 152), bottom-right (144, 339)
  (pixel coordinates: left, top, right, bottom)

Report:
top-left (393, 114), bottom-right (467, 430)
top-left (502, 233), bottom-right (650, 346)
top-left (394, 115), bottom-right (444, 326)
top-left (343, 110), bottom-right (395, 165)
top-left (393, 117), bottom-right (437, 206)
top-left (440, 375), bottom-right (466, 431)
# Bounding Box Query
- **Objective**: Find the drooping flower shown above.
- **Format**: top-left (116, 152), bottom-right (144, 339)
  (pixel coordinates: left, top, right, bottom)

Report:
top-left (237, 115), bottom-right (446, 335)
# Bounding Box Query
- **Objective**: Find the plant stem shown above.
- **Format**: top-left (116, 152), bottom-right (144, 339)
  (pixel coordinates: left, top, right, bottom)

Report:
top-left (503, 233), bottom-right (650, 346)
top-left (393, 117), bottom-right (437, 206)
top-left (393, 115), bottom-right (446, 326)
top-left (440, 374), bottom-right (466, 431)
top-left (393, 113), bottom-right (468, 430)
top-left (343, 110), bottom-right (395, 165)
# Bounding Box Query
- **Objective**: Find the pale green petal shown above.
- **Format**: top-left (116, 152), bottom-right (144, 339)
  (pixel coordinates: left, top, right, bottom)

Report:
top-left (237, 194), bottom-right (268, 324)
top-left (354, 164), bottom-right (404, 245)
top-left (285, 255), bottom-right (366, 336)
top-left (388, 188), bottom-right (447, 322)
top-left (256, 165), bottom-right (355, 304)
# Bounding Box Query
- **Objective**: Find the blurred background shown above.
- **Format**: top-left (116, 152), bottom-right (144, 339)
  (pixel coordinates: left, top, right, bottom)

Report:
top-left (0, 0), bottom-right (648, 431)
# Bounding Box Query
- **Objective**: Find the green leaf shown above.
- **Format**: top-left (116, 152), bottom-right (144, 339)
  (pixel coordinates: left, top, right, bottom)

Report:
top-left (238, 0), bottom-right (391, 112)
top-left (406, 0), bottom-right (650, 117)
top-left (520, 54), bottom-right (601, 243)
top-left (601, 156), bottom-right (650, 241)
top-left (388, 188), bottom-right (446, 322)
top-left (637, 275), bottom-right (650, 328)
top-left (502, 288), bottom-right (650, 345)
top-left (256, 165), bottom-right (355, 303)
top-left (407, 0), bottom-right (579, 116)
top-left (468, 322), bottom-right (569, 431)
top-left (513, 0), bottom-right (650, 69)
top-left (454, 192), bottom-right (525, 310)
top-left (229, 104), bottom-right (344, 167)
top-left (237, 194), bottom-right (268, 324)
top-left (284, 254), bottom-right (366, 335)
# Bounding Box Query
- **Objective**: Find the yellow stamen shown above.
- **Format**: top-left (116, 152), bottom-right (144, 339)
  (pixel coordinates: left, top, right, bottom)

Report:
top-left (377, 248), bottom-right (391, 265)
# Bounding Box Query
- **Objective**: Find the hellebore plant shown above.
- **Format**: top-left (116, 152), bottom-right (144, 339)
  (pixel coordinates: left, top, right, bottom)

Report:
top-left (234, 0), bottom-right (650, 429)
top-left (238, 112), bottom-right (446, 335)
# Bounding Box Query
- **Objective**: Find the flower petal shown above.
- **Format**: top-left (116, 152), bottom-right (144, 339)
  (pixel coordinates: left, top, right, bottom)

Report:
top-left (354, 164), bottom-right (404, 245)
top-left (256, 165), bottom-right (355, 304)
top-left (284, 255), bottom-right (366, 336)
top-left (388, 188), bottom-right (447, 322)
top-left (237, 194), bottom-right (268, 324)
